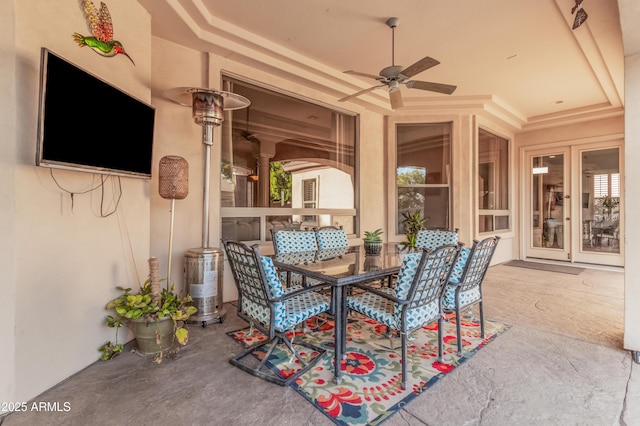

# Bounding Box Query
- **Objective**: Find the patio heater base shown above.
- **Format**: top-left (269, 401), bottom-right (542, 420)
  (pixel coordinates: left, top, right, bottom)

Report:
top-left (184, 247), bottom-right (225, 327)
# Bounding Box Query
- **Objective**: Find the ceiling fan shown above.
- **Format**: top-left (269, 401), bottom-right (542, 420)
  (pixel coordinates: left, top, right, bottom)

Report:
top-left (338, 17), bottom-right (457, 109)
top-left (234, 106), bottom-right (260, 144)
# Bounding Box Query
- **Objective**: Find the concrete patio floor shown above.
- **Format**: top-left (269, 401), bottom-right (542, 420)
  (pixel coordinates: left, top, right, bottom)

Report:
top-left (2, 262), bottom-right (638, 425)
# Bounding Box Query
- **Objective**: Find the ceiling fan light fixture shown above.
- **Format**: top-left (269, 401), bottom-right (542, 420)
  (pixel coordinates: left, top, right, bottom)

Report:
top-left (338, 17), bottom-right (457, 108)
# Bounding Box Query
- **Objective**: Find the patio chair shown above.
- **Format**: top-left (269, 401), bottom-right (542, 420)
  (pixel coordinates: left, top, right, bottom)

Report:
top-left (415, 228), bottom-right (459, 250)
top-left (271, 229), bottom-right (318, 254)
top-left (222, 239), bottom-right (332, 386)
top-left (441, 236), bottom-right (500, 356)
top-left (311, 227), bottom-right (348, 318)
top-left (271, 229), bottom-right (319, 287)
top-left (314, 226), bottom-right (349, 250)
top-left (346, 243), bottom-right (463, 389)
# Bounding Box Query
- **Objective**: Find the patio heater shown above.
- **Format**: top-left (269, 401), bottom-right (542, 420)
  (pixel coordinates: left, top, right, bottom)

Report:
top-left (164, 87), bottom-right (250, 326)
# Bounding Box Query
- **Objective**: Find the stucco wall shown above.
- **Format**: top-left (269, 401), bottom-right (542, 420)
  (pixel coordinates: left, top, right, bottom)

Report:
top-left (0, 0), bottom-right (17, 407)
top-left (148, 38), bottom-right (206, 297)
top-left (624, 52), bottom-right (640, 351)
top-left (8, 0), bottom-right (152, 402)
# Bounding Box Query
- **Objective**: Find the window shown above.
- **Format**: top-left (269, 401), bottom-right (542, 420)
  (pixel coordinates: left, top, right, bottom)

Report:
top-left (594, 173), bottom-right (620, 198)
top-left (593, 172), bottom-right (620, 224)
top-left (302, 179), bottom-right (317, 209)
top-left (395, 122), bottom-right (451, 234)
top-left (302, 178), bottom-right (317, 222)
top-left (478, 129), bottom-right (509, 233)
top-left (220, 76), bottom-right (357, 241)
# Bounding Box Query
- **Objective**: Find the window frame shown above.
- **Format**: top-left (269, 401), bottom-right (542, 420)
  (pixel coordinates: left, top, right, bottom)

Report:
top-left (393, 121), bottom-right (453, 236)
top-left (477, 127), bottom-right (511, 234)
top-left (219, 74), bottom-right (359, 243)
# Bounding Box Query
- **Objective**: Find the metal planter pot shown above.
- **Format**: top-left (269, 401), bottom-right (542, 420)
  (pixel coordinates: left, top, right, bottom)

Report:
top-left (364, 241), bottom-right (382, 255)
top-left (131, 316), bottom-right (174, 354)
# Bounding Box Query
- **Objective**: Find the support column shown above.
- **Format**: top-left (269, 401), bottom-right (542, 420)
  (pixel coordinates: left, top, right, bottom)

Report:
top-left (256, 153), bottom-right (273, 207)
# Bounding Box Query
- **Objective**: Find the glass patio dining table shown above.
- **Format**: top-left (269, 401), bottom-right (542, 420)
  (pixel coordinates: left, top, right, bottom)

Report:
top-left (272, 242), bottom-right (406, 384)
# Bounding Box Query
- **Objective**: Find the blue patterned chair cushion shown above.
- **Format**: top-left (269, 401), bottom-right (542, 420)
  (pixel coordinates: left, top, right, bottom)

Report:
top-left (274, 231), bottom-right (318, 253)
top-left (347, 251), bottom-right (440, 330)
top-left (260, 256), bottom-right (286, 298)
top-left (448, 247), bottom-right (470, 284)
top-left (315, 228), bottom-right (348, 250)
top-left (240, 298), bottom-right (273, 329)
top-left (276, 291), bottom-right (330, 332)
top-left (415, 229), bottom-right (458, 250)
top-left (441, 284), bottom-right (481, 309)
top-left (347, 287), bottom-right (440, 331)
top-left (442, 247), bottom-right (480, 309)
top-left (249, 256), bottom-right (329, 331)
top-left (241, 290), bottom-right (329, 332)
top-left (261, 256), bottom-right (307, 290)
top-left (394, 253), bottom-right (423, 300)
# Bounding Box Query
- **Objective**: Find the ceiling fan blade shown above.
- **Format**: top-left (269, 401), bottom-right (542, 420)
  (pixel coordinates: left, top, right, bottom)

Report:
top-left (344, 70), bottom-right (382, 80)
top-left (400, 56), bottom-right (440, 78)
top-left (338, 85), bottom-right (383, 102)
top-left (389, 89), bottom-right (403, 109)
top-left (406, 80), bottom-right (457, 95)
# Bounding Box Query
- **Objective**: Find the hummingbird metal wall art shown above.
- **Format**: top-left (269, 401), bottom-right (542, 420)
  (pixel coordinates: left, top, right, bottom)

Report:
top-left (72, 0), bottom-right (135, 65)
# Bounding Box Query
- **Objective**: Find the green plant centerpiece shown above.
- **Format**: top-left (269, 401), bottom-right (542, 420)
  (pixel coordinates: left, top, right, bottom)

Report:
top-left (100, 257), bottom-right (197, 363)
top-left (601, 195), bottom-right (619, 219)
top-left (401, 210), bottom-right (429, 249)
top-left (363, 228), bottom-right (383, 255)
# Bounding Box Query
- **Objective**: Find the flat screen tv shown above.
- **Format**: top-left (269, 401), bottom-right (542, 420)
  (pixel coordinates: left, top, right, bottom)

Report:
top-left (36, 48), bottom-right (155, 179)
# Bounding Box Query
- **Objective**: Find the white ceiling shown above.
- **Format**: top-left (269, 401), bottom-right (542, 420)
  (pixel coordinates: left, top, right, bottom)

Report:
top-left (138, 0), bottom-right (627, 131)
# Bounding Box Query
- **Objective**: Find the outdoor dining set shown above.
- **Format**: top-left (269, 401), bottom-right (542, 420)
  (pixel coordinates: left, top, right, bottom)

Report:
top-left (221, 226), bottom-right (500, 389)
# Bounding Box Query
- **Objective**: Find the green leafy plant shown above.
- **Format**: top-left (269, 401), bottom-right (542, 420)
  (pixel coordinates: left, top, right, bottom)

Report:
top-left (221, 162), bottom-right (234, 184)
top-left (99, 316), bottom-right (124, 360)
top-left (601, 196), bottom-right (619, 218)
top-left (270, 161), bottom-right (292, 205)
top-left (401, 210), bottom-right (429, 248)
top-left (363, 228), bottom-right (383, 255)
top-left (100, 259), bottom-right (197, 363)
top-left (363, 228), bottom-right (383, 243)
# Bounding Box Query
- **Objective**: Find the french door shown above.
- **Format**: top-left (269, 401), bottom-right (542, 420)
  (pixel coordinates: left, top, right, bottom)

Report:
top-left (573, 146), bottom-right (622, 266)
top-left (526, 148), bottom-right (571, 261)
top-left (524, 144), bottom-right (623, 267)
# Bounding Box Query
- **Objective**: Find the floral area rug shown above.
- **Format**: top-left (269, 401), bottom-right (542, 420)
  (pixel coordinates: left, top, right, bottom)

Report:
top-left (227, 313), bottom-right (510, 425)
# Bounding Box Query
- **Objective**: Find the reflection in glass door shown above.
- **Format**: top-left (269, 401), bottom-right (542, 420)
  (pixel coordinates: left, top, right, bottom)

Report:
top-left (527, 150), bottom-right (570, 261)
top-left (575, 147), bottom-right (622, 265)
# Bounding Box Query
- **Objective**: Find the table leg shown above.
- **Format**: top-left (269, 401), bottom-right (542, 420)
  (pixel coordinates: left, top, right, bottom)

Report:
top-left (341, 288), bottom-right (348, 355)
top-left (333, 285), bottom-right (343, 384)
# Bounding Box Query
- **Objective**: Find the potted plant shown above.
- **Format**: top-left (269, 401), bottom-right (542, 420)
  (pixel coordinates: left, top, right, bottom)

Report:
top-left (601, 196), bottom-right (619, 219)
top-left (99, 257), bottom-right (197, 363)
top-left (363, 228), bottom-right (383, 255)
top-left (401, 210), bottom-right (429, 248)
